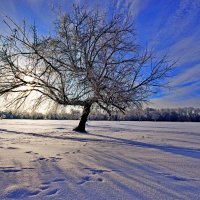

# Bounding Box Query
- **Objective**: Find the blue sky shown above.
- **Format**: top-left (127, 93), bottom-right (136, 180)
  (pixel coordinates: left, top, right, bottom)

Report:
top-left (0, 0), bottom-right (200, 108)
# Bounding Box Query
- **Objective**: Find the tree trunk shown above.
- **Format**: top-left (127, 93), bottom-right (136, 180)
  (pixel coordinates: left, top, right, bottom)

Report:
top-left (73, 103), bottom-right (92, 132)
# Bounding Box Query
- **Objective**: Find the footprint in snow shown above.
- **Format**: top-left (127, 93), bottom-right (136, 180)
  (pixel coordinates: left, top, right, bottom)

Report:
top-left (52, 178), bottom-right (65, 183)
top-left (159, 172), bottom-right (188, 181)
top-left (28, 190), bottom-right (41, 196)
top-left (41, 181), bottom-right (51, 185)
top-left (166, 175), bottom-right (188, 181)
top-left (25, 151), bottom-right (32, 154)
top-left (25, 151), bottom-right (39, 155)
top-left (0, 167), bottom-right (21, 173)
top-left (21, 167), bottom-right (35, 170)
top-left (49, 157), bottom-right (62, 162)
top-left (78, 176), bottom-right (91, 185)
top-left (80, 168), bottom-right (113, 183)
top-left (4, 187), bottom-right (41, 199)
top-left (41, 178), bottom-right (66, 186)
top-left (78, 176), bottom-right (104, 184)
top-left (84, 168), bottom-right (110, 175)
top-left (46, 188), bottom-right (59, 196)
top-left (39, 185), bottom-right (49, 190)
top-left (6, 147), bottom-right (19, 150)
top-left (97, 178), bottom-right (103, 182)
top-left (39, 157), bottom-right (47, 161)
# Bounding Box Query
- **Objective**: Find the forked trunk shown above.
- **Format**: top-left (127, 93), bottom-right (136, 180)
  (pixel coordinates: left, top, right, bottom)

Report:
top-left (73, 103), bottom-right (92, 132)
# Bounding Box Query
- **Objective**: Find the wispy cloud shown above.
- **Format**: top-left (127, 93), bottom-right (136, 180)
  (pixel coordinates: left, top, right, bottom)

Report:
top-left (0, 0), bottom-right (199, 108)
top-left (171, 64), bottom-right (200, 86)
top-left (153, 0), bottom-right (200, 47)
top-left (151, 96), bottom-right (200, 108)
top-left (144, 0), bottom-right (200, 107)
top-left (167, 34), bottom-right (200, 66)
top-left (151, 75), bottom-right (200, 108)
top-left (116, 0), bottom-right (149, 17)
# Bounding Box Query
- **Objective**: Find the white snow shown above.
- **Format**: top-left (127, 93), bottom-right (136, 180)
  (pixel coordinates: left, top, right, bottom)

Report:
top-left (0, 120), bottom-right (200, 200)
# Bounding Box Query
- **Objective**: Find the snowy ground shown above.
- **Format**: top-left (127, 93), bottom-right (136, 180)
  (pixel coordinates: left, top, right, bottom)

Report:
top-left (0, 120), bottom-right (200, 200)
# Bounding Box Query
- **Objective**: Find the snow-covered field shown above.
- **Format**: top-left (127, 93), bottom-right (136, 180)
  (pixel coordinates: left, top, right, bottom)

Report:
top-left (0, 120), bottom-right (200, 200)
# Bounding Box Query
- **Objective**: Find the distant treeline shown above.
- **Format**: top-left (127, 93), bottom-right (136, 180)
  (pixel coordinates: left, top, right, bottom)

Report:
top-left (1, 107), bottom-right (200, 122)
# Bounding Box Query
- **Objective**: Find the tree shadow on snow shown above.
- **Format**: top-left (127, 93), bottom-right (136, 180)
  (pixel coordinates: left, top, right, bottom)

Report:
top-left (1, 128), bottom-right (200, 160)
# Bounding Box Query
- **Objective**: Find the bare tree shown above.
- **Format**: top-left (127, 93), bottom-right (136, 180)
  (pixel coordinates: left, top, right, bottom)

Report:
top-left (0, 5), bottom-right (173, 132)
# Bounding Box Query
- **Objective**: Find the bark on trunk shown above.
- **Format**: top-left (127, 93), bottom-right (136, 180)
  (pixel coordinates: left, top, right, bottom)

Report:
top-left (73, 103), bottom-right (92, 132)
